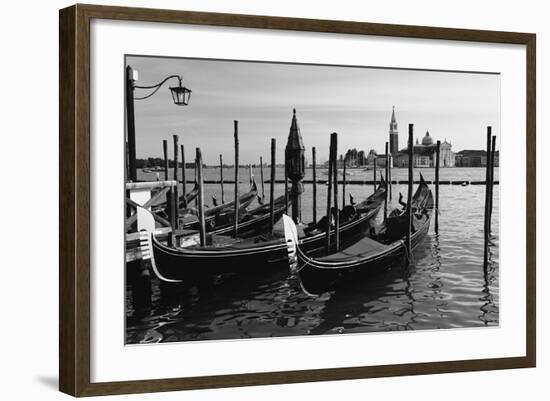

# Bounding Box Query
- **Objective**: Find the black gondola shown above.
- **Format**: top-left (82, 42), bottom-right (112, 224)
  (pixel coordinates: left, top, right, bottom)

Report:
top-left (209, 195), bottom-right (288, 237)
top-left (284, 175), bottom-right (434, 295)
top-left (151, 181), bottom-right (200, 215)
top-left (180, 179), bottom-right (258, 231)
top-left (148, 180), bottom-right (387, 283)
top-left (353, 174), bottom-right (387, 213)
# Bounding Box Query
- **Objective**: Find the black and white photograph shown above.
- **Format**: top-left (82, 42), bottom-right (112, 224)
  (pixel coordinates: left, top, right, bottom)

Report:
top-left (124, 55), bottom-right (500, 345)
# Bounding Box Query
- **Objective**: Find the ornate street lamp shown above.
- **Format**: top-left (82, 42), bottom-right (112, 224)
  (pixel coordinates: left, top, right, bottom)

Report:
top-left (125, 65), bottom-right (192, 181)
top-left (169, 78), bottom-right (192, 106)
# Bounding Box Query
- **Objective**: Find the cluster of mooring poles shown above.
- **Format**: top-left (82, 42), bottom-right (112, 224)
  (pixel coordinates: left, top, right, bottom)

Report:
top-left (147, 110), bottom-right (308, 250)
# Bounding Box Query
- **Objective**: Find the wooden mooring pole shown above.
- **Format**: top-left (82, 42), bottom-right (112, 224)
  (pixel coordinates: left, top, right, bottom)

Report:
top-left (169, 189), bottom-right (177, 246)
top-left (219, 154), bottom-right (225, 204)
top-left (489, 135), bottom-right (497, 232)
top-left (325, 134), bottom-right (335, 252)
top-left (373, 155), bottom-right (377, 192)
top-left (312, 147), bottom-right (317, 224)
top-left (172, 135), bottom-right (179, 227)
top-left (163, 139), bottom-right (175, 236)
top-left (233, 121), bottom-right (240, 237)
top-left (284, 156), bottom-right (289, 214)
top-left (342, 156), bottom-right (346, 209)
top-left (194, 159), bottom-right (198, 207)
top-left (483, 127), bottom-right (494, 272)
top-left (406, 124), bottom-right (414, 258)
top-left (162, 139), bottom-right (169, 181)
top-left (260, 156), bottom-right (265, 201)
top-left (435, 140), bottom-right (441, 234)
top-left (270, 139), bottom-right (276, 234)
top-left (333, 135), bottom-right (340, 251)
top-left (126, 65), bottom-right (137, 182)
top-left (385, 142), bottom-right (389, 220)
top-left (248, 164), bottom-right (253, 185)
top-left (180, 144), bottom-right (187, 208)
top-left (196, 148), bottom-right (206, 246)
top-left (389, 154), bottom-right (393, 200)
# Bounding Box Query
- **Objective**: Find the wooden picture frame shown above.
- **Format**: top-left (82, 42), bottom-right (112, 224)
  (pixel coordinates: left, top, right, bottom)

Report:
top-left (59, 3), bottom-right (536, 397)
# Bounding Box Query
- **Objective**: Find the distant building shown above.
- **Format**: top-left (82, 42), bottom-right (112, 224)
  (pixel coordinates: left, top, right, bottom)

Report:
top-left (389, 107), bottom-right (455, 168)
top-left (455, 150), bottom-right (499, 167)
top-left (365, 149), bottom-right (390, 167)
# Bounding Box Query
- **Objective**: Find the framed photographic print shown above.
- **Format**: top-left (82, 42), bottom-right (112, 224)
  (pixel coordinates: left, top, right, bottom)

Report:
top-left (59, 4), bottom-right (536, 397)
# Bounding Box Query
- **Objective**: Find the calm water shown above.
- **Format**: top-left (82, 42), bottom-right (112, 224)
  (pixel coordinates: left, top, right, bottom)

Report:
top-left (126, 167), bottom-right (499, 344)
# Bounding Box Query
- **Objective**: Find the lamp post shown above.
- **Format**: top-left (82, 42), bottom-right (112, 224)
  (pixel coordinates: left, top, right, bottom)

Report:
top-left (125, 65), bottom-right (192, 182)
top-left (285, 108), bottom-right (305, 223)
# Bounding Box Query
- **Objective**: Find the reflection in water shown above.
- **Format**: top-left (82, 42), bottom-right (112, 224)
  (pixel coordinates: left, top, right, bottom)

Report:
top-left (480, 233), bottom-right (499, 326)
top-left (126, 179), bottom-right (500, 344)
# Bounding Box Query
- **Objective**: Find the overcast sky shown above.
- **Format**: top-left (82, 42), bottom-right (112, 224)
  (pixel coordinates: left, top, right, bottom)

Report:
top-left (127, 55), bottom-right (500, 165)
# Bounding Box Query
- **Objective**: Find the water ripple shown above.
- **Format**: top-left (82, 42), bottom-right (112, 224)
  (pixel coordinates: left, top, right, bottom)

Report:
top-left (126, 170), bottom-right (499, 343)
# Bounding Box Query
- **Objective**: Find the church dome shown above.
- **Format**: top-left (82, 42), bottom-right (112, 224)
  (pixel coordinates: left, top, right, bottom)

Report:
top-left (421, 131), bottom-right (434, 146)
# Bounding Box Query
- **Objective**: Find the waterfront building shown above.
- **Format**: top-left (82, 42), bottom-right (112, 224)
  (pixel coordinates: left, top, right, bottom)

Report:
top-left (389, 107), bottom-right (455, 168)
top-left (365, 149), bottom-right (390, 167)
top-left (455, 150), bottom-right (499, 167)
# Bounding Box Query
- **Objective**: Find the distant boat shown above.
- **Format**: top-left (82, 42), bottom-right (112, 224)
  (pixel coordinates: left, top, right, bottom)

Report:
top-left (322, 170), bottom-right (353, 176)
top-left (141, 167), bottom-right (166, 173)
